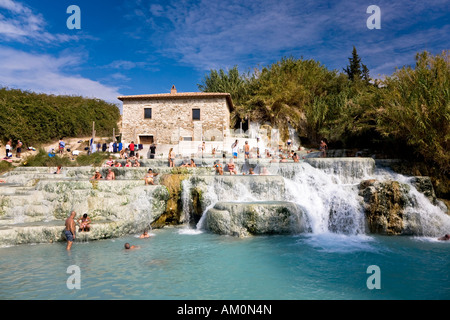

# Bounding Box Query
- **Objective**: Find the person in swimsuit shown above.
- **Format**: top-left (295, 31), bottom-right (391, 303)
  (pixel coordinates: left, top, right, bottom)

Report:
top-left (64, 211), bottom-right (77, 250)
top-left (106, 156), bottom-right (114, 167)
top-left (124, 243), bottom-right (139, 250)
top-left (214, 160), bottom-right (223, 175)
top-left (77, 213), bottom-right (91, 232)
top-left (244, 141), bottom-right (250, 160)
top-left (90, 170), bottom-right (102, 180)
top-left (105, 168), bottom-right (115, 180)
top-left (227, 158), bottom-right (237, 175)
top-left (438, 234), bottom-right (450, 241)
top-left (168, 148), bottom-right (175, 167)
top-left (144, 168), bottom-right (158, 185)
top-left (139, 229), bottom-right (150, 239)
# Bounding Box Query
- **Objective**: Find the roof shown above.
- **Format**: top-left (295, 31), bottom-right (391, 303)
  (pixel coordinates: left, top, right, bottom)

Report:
top-left (117, 91), bottom-right (234, 111)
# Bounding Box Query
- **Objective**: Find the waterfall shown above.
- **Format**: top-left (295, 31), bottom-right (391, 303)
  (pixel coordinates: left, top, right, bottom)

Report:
top-left (181, 179), bottom-right (192, 225)
top-left (195, 177), bottom-right (263, 230)
top-left (282, 163), bottom-right (366, 235)
top-left (373, 168), bottom-right (450, 237)
top-left (179, 157), bottom-right (449, 237)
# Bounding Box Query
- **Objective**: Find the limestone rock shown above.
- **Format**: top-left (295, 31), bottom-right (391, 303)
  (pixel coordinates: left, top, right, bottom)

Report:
top-left (205, 201), bottom-right (306, 237)
top-left (359, 179), bottom-right (410, 235)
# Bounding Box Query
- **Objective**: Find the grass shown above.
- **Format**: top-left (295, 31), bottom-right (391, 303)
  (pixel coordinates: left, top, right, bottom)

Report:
top-left (21, 148), bottom-right (111, 168)
top-left (0, 160), bottom-right (13, 175)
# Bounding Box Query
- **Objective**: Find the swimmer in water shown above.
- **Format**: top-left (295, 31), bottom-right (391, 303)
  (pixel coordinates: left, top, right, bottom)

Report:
top-left (124, 243), bottom-right (139, 250)
top-left (438, 234), bottom-right (450, 241)
top-left (139, 229), bottom-right (150, 239)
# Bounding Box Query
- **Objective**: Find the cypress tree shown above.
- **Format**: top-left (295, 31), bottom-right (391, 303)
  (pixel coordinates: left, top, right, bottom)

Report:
top-left (344, 46), bottom-right (363, 81)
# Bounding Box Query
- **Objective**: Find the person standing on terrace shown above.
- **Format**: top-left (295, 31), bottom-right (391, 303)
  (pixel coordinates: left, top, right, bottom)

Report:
top-left (231, 140), bottom-right (239, 159)
top-left (168, 148), bottom-right (175, 167)
top-left (244, 141), bottom-right (250, 160)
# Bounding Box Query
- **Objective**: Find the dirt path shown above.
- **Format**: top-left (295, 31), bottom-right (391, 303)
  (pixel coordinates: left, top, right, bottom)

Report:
top-left (1, 136), bottom-right (111, 167)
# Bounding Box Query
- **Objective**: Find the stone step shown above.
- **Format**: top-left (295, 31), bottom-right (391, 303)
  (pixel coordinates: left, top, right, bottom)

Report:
top-left (0, 219), bottom-right (141, 246)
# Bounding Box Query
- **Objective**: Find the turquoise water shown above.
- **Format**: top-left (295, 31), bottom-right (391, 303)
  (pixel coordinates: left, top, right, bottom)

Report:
top-left (0, 227), bottom-right (449, 300)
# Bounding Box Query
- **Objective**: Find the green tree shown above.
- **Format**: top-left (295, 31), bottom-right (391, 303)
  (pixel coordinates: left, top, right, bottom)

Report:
top-left (375, 51), bottom-right (450, 171)
top-left (344, 46), bottom-right (370, 83)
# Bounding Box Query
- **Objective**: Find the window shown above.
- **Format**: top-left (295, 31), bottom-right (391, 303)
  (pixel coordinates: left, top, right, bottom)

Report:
top-left (144, 108), bottom-right (152, 119)
top-left (139, 135), bottom-right (154, 144)
top-left (192, 108), bottom-right (200, 120)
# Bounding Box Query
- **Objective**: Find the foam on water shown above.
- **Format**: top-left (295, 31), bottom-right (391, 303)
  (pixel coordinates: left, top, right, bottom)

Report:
top-left (299, 232), bottom-right (383, 254)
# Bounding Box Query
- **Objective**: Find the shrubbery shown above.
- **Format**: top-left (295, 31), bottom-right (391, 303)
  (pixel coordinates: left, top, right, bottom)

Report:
top-left (0, 88), bottom-right (120, 148)
top-left (198, 50), bottom-right (449, 173)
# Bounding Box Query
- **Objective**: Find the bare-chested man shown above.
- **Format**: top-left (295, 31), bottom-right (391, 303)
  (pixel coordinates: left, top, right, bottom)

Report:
top-left (64, 211), bottom-right (77, 250)
top-left (105, 168), bottom-right (115, 180)
top-left (244, 141), bottom-right (250, 160)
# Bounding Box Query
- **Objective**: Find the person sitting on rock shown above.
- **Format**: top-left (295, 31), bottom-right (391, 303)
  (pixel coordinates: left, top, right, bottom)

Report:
top-left (227, 158), bottom-right (237, 175)
top-left (144, 168), bottom-right (158, 185)
top-left (77, 213), bottom-right (91, 232)
top-left (214, 160), bottom-right (223, 175)
top-left (90, 170), bottom-right (102, 180)
top-left (105, 168), bottom-right (115, 180)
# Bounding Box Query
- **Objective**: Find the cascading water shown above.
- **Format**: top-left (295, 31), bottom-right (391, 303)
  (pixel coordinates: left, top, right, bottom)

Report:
top-left (194, 177), bottom-right (263, 231)
top-left (373, 167), bottom-right (450, 237)
top-left (181, 178), bottom-right (193, 225)
top-left (182, 158), bottom-right (450, 237)
top-left (282, 162), bottom-right (366, 234)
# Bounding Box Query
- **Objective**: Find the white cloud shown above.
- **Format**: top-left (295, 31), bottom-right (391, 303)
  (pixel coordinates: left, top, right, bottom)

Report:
top-left (130, 0), bottom-right (449, 76)
top-left (0, 47), bottom-right (122, 106)
top-left (0, 1), bottom-right (121, 109)
top-left (139, 0), bottom-right (329, 70)
top-left (0, 0), bottom-right (80, 43)
top-left (0, 0), bottom-right (28, 14)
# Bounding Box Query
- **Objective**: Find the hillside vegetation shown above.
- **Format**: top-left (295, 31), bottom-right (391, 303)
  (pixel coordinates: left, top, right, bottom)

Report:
top-left (0, 88), bottom-right (120, 147)
top-left (199, 49), bottom-right (449, 174)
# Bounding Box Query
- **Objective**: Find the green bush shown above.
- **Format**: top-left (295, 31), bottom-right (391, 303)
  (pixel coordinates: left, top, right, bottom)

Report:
top-left (0, 160), bottom-right (13, 175)
top-left (0, 88), bottom-right (120, 147)
top-left (76, 152), bottom-right (111, 166)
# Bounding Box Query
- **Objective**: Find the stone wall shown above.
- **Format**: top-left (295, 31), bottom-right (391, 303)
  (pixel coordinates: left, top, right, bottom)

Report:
top-left (122, 97), bottom-right (231, 144)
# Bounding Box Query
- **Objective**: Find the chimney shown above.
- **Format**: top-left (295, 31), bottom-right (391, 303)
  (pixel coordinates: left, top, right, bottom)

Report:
top-left (171, 85), bottom-right (177, 94)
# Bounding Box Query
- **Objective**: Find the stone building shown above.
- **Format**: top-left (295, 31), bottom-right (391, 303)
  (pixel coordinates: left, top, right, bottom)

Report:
top-left (118, 86), bottom-right (234, 145)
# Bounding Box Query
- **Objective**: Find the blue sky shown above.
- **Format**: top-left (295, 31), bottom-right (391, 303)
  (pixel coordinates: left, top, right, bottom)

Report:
top-left (0, 0), bottom-right (449, 111)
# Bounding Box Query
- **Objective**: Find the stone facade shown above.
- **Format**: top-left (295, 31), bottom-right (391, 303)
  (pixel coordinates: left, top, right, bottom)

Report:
top-left (118, 86), bottom-right (233, 145)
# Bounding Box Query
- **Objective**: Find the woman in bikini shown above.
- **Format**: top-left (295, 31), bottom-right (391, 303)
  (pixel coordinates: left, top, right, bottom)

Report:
top-left (144, 169), bottom-right (159, 185)
top-left (78, 213), bottom-right (91, 232)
